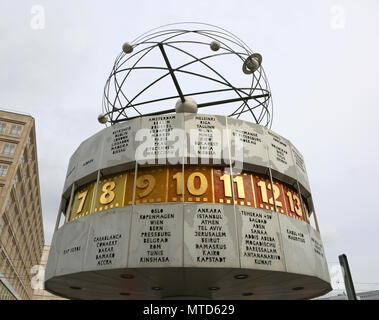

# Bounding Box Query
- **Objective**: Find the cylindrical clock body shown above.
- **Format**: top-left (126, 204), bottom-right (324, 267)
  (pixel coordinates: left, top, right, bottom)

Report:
top-left (45, 113), bottom-right (331, 299)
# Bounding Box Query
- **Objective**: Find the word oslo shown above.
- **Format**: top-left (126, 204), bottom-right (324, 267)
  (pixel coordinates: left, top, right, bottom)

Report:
top-left (135, 128), bottom-right (243, 166)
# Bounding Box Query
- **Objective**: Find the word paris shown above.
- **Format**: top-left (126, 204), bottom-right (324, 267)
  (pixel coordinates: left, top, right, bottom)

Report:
top-left (134, 127), bottom-right (244, 166)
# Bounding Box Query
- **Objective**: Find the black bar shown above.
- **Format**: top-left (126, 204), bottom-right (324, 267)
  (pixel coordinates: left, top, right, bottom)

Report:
top-left (339, 254), bottom-right (357, 300)
top-left (158, 43), bottom-right (185, 103)
top-left (197, 93), bottom-right (269, 108)
top-left (113, 93), bottom-right (270, 122)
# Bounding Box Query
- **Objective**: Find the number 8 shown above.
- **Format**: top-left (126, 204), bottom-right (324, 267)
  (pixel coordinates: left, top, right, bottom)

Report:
top-left (100, 181), bottom-right (116, 204)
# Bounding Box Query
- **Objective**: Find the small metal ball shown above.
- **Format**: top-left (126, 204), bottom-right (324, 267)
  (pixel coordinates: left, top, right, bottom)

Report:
top-left (246, 58), bottom-right (260, 72)
top-left (122, 42), bottom-right (133, 54)
top-left (175, 97), bottom-right (198, 113)
top-left (98, 113), bottom-right (108, 124)
top-left (242, 53), bottom-right (262, 74)
top-left (210, 41), bottom-right (221, 51)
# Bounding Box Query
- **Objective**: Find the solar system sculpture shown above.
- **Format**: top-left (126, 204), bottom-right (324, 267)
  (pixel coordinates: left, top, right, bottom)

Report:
top-left (45, 23), bottom-right (332, 299)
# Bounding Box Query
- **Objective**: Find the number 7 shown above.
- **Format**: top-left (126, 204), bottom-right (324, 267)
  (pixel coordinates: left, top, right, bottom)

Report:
top-left (76, 190), bottom-right (88, 214)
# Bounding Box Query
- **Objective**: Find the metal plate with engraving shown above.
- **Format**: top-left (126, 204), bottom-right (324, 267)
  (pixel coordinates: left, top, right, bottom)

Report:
top-left (184, 203), bottom-right (239, 268)
top-left (128, 203), bottom-right (184, 268)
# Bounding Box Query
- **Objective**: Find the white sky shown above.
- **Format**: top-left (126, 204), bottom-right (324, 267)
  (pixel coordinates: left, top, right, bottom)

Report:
top-left (1, 0), bottom-right (378, 297)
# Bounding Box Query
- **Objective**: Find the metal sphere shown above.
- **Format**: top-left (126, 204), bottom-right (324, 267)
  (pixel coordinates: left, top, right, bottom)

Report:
top-left (97, 113), bottom-right (108, 124)
top-left (175, 97), bottom-right (198, 113)
top-left (122, 42), bottom-right (133, 54)
top-left (242, 53), bottom-right (262, 74)
top-left (210, 40), bottom-right (221, 51)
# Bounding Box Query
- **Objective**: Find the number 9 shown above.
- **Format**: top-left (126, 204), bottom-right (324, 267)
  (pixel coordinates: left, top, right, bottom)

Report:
top-left (136, 174), bottom-right (156, 198)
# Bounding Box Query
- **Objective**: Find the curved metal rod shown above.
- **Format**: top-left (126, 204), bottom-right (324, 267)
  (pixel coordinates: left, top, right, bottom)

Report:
top-left (103, 24), bottom-right (273, 127)
top-left (113, 93), bottom-right (269, 123)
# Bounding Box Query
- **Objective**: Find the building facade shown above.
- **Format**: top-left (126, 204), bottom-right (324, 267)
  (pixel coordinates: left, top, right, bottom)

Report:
top-left (33, 245), bottom-right (65, 300)
top-left (0, 109), bottom-right (44, 300)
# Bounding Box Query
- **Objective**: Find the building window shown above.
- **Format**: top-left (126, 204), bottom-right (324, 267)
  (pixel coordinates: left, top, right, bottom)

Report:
top-left (0, 164), bottom-right (8, 177)
top-left (1, 143), bottom-right (15, 156)
top-left (0, 122), bottom-right (6, 133)
top-left (9, 124), bottom-right (22, 136)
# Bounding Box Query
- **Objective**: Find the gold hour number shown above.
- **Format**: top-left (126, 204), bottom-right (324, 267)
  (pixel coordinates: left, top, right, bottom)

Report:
top-left (220, 174), bottom-right (232, 197)
top-left (76, 190), bottom-right (88, 213)
top-left (173, 172), bottom-right (208, 196)
top-left (257, 180), bottom-right (282, 207)
top-left (173, 172), bottom-right (183, 195)
top-left (136, 174), bottom-right (156, 198)
top-left (100, 181), bottom-right (116, 204)
top-left (268, 183), bottom-right (282, 207)
top-left (220, 174), bottom-right (245, 199)
top-left (233, 176), bottom-right (245, 199)
top-left (187, 172), bottom-right (208, 196)
top-left (286, 191), bottom-right (302, 216)
top-left (257, 180), bottom-right (269, 203)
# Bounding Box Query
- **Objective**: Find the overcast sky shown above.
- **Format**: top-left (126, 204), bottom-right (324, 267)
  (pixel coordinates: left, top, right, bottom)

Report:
top-left (1, 0), bottom-right (378, 297)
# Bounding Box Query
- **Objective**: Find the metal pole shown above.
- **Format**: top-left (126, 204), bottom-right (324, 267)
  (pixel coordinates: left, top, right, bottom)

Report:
top-left (310, 197), bottom-right (320, 232)
top-left (91, 170), bottom-right (101, 213)
top-left (295, 181), bottom-right (309, 223)
top-left (65, 183), bottom-right (75, 223)
top-left (54, 199), bottom-right (63, 232)
top-left (339, 254), bottom-right (357, 300)
top-left (268, 167), bottom-right (278, 212)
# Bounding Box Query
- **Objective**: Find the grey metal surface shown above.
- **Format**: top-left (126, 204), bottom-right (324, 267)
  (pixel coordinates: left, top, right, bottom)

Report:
top-left (308, 226), bottom-right (331, 283)
top-left (83, 207), bottom-right (132, 272)
top-left (236, 206), bottom-right (286, 272)
top-left (184, 113), bottom-right (228, 166)
top-left (227, 117), bottom-right (269, 173)
top-left (45, 267), bottom-right (331, 300)
top-left (184, 203), bottom-right (239, 268)
top-left (290, 143), bottom-right (311, 195)
top-left (62, 147), bottom-right (80, 195)
top-left (46, 203), bottom-right (332, 299)
top-left (75, 130), bottom-right (105, 182)
top-left (61, 114), bottom-right (312, 195)
top-left (54, 216), bottom-right (91, 277)
top-left (101, 118), bottom-right (140, 174)
top-left (265, 129), bottom-right (297, 185)
top-left (278, 214), bottom-right (315, 277)
top-left (44, 227), bottom-right (63, 282)
top-left (137, 114), bottom-right (184, 166)
top-left (128, 203), bottom-right (184, 268)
